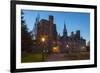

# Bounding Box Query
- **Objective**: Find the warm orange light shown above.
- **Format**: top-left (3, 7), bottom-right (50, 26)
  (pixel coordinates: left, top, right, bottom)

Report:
top-left (52, 46), bottom-right (60, 53)
top-left (53, 47), bottom-right (57, 50)
top-left (41, 37), bottom-right (45, 42)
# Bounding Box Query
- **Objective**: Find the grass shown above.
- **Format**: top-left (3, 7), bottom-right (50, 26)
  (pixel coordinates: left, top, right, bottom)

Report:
top-left (64, 51), bottom-right (90, 60)
top-left (21, 51), bottom-right (90, 63)
top-left (21, 53), bottom-right (48, 63)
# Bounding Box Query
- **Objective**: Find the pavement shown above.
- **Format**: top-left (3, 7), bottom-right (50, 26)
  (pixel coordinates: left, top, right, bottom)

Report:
top-left (47, 53), bottom-right (67, 61)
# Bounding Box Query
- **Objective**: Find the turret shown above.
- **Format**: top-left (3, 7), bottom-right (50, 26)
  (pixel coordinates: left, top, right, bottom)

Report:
top-left (63, 22), bottom-right (67, 37)
top-left (49, 15), bottom-right (54, 24)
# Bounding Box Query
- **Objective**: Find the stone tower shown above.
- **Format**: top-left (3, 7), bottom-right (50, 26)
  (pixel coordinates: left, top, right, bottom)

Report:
top-left (32, 14), bottom-right (40, 40)
top-left (63, 22), bottom-right (67, 37)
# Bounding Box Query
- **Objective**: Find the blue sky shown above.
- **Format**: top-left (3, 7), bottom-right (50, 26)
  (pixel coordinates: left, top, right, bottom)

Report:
top-left (22, 10), bottom-right (90, 43)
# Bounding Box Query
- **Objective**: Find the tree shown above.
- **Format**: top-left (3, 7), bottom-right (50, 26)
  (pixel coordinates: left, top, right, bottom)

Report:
top-left (21, 11), bottom-right (33, 54)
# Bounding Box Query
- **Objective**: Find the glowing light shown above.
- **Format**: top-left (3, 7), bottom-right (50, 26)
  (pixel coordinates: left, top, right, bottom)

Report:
top-left (82, 46), bottom-right (85, 49)
top-left (52, 46), bottom-right (60, 53)
top-left (41, 37), bottom-right (45, 42)
top-left (66, 45), bottom-right (69, 48)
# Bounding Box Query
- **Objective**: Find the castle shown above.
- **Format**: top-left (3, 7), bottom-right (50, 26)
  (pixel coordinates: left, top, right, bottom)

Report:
top-left (31, 15), bottom-right (86, 53)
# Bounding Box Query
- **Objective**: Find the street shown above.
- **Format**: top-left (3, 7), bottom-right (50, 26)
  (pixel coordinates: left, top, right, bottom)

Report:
top-left (47, 53), bottom-right (67, 61)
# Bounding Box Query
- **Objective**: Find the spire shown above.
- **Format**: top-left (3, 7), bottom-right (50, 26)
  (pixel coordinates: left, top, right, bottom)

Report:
top-left (32, 14), bottom-right (40, 40)
top-left (36, 13), bottom-right (40, 24)
top-left (35, 13), bottom-right (40, 29)
top-left (63, 21), bottom-right (67, 37)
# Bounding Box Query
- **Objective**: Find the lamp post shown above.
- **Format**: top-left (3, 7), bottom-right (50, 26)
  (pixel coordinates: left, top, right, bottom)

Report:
top-left (41, 37), bottom-right (46, 61)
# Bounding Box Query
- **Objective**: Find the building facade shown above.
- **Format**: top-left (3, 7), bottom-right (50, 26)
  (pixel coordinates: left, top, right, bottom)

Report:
top-left (32, 15), bottom-right (86, 53)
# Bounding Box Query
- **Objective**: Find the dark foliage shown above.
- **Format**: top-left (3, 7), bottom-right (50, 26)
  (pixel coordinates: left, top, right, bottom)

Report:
top-left (21, 11), bottom-right (33, 54)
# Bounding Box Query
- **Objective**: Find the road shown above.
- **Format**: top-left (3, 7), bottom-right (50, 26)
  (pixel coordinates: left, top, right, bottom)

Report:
top-left (47, 53), bottom-right (67, 61)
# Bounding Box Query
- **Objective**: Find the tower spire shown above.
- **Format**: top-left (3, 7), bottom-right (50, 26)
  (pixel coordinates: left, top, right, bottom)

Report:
top-left (32, 14), bottom-right (40, 40)
top-left (36, 13), bottom-right (40, 24)
top-left (63, 21), bottom-right (67, 37)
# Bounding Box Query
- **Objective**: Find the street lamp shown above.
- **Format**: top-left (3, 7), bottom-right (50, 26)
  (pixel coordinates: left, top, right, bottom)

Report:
top-left (41, 37), bottom-right (45, 42)
top-left (41, 37), bottom-right (46, 61)
top-left (66, 45), bottom-right (69, 48)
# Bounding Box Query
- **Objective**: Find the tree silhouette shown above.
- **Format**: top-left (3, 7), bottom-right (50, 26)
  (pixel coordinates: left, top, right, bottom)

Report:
top-left (21, 11), bottom-right (33, 54)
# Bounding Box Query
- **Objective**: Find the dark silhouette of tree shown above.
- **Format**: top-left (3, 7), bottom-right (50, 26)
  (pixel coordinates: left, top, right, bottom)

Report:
top-left (21, 11), bottom-right (33, 54)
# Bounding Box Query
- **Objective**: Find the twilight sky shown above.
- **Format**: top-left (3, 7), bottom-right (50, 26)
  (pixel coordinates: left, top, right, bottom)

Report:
top-left (22, 10), bottom-right (90, 43)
